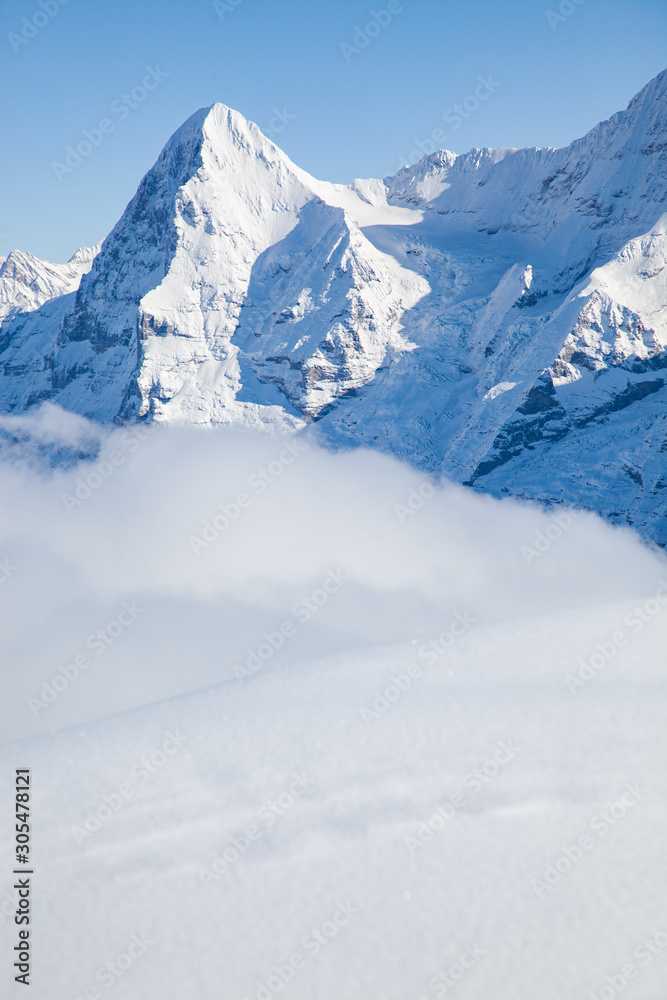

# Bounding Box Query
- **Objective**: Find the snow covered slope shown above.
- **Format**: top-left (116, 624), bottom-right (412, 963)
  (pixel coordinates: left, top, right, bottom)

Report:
top-left (0, 106), bottom-right (424, 429)
top-left (1, 418), bottom-right (666, 1000)
top-left (1, 597), bottom-right (665, 1000)
top-left (2, 73), bottom-right (667, 542)
top-left (0, 244), bottom-right (100, 327)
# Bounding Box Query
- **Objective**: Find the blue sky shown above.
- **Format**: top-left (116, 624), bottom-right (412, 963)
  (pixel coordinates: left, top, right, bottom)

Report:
top-left (1, 0), bottom-right (666, 262)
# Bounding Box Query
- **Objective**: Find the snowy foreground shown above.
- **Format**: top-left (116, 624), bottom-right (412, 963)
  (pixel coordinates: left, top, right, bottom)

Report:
top-left (0, 418), bottom-right (666, 999)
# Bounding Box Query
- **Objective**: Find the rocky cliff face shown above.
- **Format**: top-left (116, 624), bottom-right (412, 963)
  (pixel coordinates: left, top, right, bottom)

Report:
top-left (2, 72), bottom-right (667, 544)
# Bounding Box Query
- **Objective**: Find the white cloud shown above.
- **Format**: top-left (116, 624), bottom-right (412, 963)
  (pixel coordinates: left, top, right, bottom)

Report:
top-left (0, 404), bottom-right (664, 742)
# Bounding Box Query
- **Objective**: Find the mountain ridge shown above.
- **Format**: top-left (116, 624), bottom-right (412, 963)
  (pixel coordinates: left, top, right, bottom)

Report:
top-left (2, 73), bottom-right (667, 544)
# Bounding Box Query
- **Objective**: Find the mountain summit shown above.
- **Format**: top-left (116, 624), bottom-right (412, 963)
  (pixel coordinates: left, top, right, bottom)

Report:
top-left (2, 74), bottom-right (667, 544)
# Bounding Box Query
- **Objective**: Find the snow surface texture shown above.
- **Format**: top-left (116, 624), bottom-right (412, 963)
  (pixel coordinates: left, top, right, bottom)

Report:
top-left (2, 73), bottom-right (667, 543)
top-left (0, 416), bottom-right (666, 999)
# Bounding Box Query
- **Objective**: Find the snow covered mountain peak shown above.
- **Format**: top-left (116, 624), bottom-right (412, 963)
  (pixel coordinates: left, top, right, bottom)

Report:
top-left (2, 72), bottom-right (667, 544)
top-left (201, 100), bottom-right (297, 163)
top-left (0, 243), bottom-right (101, 327)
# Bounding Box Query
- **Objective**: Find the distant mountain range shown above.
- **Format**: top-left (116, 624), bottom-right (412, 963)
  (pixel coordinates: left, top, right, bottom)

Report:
top-left (2, 70), bottom-right (666, 544)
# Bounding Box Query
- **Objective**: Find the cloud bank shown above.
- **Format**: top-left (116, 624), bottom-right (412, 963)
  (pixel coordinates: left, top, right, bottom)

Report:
top-left (0, 403), bottom-right (665, 742)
